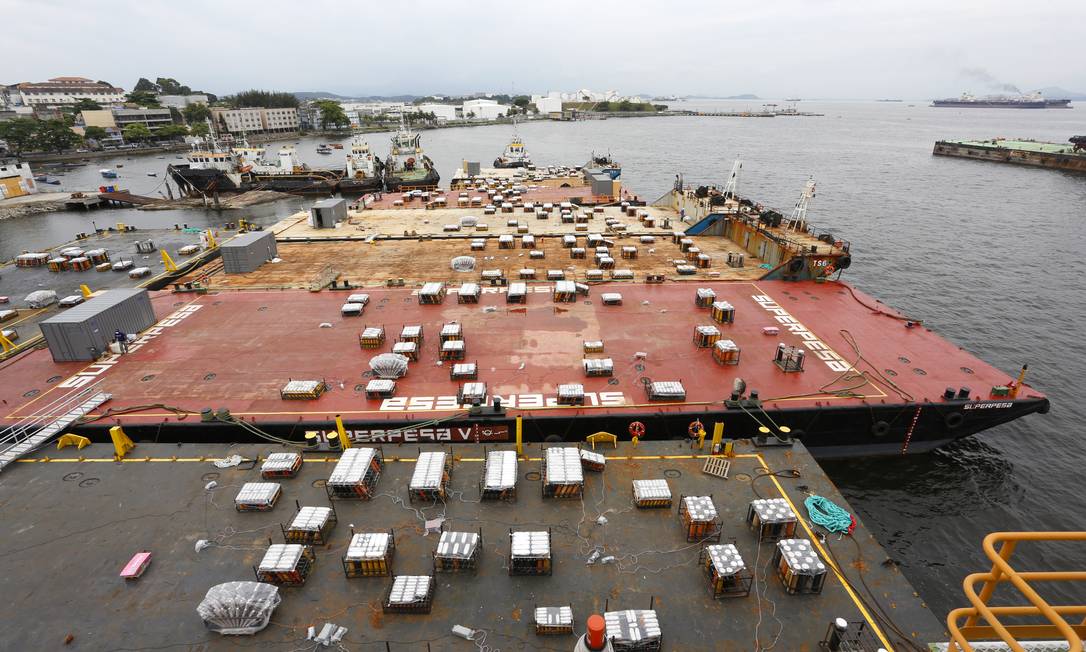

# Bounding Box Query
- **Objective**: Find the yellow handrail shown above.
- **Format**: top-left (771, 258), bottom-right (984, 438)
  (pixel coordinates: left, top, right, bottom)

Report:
top-left (947, 531), bottom-right (1086, 652)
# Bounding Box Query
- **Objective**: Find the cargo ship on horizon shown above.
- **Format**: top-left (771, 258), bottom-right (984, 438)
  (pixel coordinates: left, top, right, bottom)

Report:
top-left (932, 91), bottom-right (1072, 108)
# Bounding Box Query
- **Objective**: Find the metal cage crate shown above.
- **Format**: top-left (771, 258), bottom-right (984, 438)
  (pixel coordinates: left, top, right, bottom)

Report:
top-left (457, 283), bottom-right (481, 303)
top-left (710, 301), bottom-right (735, 324)
top-left (712, 339), bottom-right (741, 365)
top-left (326, 448), bottom-right (383, 500)
top-left (678, 495), bottom-right (721, 542)
top-left (542, 447), bottom-right (584, 498)
top-left (773, 539), bottom-right (827, 595)
top-left (255, 544), bottom-right (315, 586)
top-left (261, 452), bottom-right (302, 479)
top-left (279, 379), bottom-right (326, 400)
top-left (409, 451), bottom-right (451, 502)
top-left (604, 609), bottom-right (662, 652)
top-left (632, 479), bottom-right (672, 508)
top-left (507, 282), bottom-right (527, 304)
top-left (583, 340), bottom-right (605, 354)
top-left (359, 325), bottom-right (386, 349)
top-left (458, 381), bottom-right (488, 406)
top-left (235, 482), bottom-right (282, 512)
top-left (383, 575), bottom-right (434, 613)
top-left (439, 322), bottom-right (463, 342)
top-left (418, 282), bottom-right (446, 305)
top-left (701, 544), bottom-right (753, 598)
top-left (399, 324), bottom-right (423, 344)
top-left (364, 379), bottom-right (397, 399)
top-left (535, 606), bottom-right (574, 635)
top-left (583, 357), bottom-right (614, 377)
top-left (746, 498), bottom-right (798, 542)
top-left (433, 529), bottom-right (481, 572)
top-left (481, 450), bottom-right (517, 500)
top-left (439, 339), bottom-right (466, 361)
top-left (509, 530), bottom-right (552, 576)
top-left (693, 325), bottom-right (721, 348)
top-left (391, 341), bottom-right (418, 361)
top-left (695, 288), bottom-right (716, 307)
top-left (553, 281), bottom-right (577, 303)
top-left (557, 383), bottom-right (585, 406)
top-left (343, 530), bottom-right (395, 577)
top-left (450, 362), bottom-right (478, 381)
top-left (282, 504), bottom-right (337, 545)
top-left (579, 449), bottom-right (606, 472)
top-left (646, 381), bottom-right (686, 402)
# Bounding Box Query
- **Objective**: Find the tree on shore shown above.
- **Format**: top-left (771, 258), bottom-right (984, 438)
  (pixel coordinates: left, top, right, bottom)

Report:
top-left (83, 126), bottom-right (108, 143)
top-left (182, 102), bottom-right (211, 124)
top-left (155, 124), bottom-right (189, 140)
top-left (125, 91), bottom-right (161, 107)
top-left (189, 122), bottom-right (210, 137)
top-left (0, 118), bottom-right (81, 153)
top-left (224, 90), bottom-right (299, 109)
top-left (73, 98), bottom-right (102, 112)
top-left (122, 123), bottom-right (153, 143)
top-left (315, 100), bottom-right (350, 129)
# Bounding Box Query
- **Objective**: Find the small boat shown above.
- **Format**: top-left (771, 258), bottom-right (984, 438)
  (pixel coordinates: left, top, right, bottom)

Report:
top-left (100, 169), bottom-right (118, 178)
top-left (175, 155), bottom-right (184, 159)
top-left (147, 172), bottom-right (158, 177)
top-left (493, 118), bottom-right (532, 168)
top-left (116, 164), bottom-right (124, 168)
top-left (156, 156), bottom-right (165, 159)
top-left (33, 175), bottom-right (61, 185)
top-left (316, 145), bottom-right (332, 155)
top-left (330, 143), bottom-right (343, 150)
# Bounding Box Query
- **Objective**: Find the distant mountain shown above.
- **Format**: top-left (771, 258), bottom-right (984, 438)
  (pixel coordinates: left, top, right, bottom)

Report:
top-left (1038, 86), bottom-right (1086, 101)
top-left (293, 91), bottom-right (423, 102)
top-left (293, 91), bottom-right (353, 100)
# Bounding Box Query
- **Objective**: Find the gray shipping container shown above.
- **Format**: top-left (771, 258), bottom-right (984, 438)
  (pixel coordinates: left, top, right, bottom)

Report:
top-left (588, 172), bottom-right (613, 197)
top-left (39, 288), bottom-right (157, 362)
top-left (308, 198), bottom-right (347, 228)
top-left (464, 161), bottom-right (481, 176)
top-left (221, 230), bottom-right (277, 274)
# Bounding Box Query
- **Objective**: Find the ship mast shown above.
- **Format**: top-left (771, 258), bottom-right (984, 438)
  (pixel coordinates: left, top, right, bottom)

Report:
top-left (723, 158), bottom-right (742, 199)
top-left (788, 177), bottom-right (817, 231)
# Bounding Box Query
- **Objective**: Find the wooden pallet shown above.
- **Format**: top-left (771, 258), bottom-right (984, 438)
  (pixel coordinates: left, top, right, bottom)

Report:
top-left (702, 456), bottom-right (731, 479)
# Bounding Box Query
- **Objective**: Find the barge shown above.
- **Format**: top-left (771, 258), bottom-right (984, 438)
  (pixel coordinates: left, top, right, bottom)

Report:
top-left (0, 165), bottom-right (1048, 458)
top-left (933, 137), bottom-right (1086, 173)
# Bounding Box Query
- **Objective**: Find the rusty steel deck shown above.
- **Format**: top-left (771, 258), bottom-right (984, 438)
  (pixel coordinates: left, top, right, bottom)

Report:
top-left (0, 440), bottom-right (945, 650)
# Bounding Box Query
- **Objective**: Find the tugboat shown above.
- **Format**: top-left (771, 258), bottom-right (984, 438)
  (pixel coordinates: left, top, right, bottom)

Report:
top-left (166, 135), bottom-right (343, 196)
top-left (585, 151), bottom-right (621, 179)
top-left (316, 145), bottom-right (332, 155)
top-left (382, 116), bottom-right (439, 191)
top-left (99, 169), bottom-right (118, 179)
top-left (338, 136), bottom-right (384, 195)
top-left (493, 119), bottom-right (532, 168)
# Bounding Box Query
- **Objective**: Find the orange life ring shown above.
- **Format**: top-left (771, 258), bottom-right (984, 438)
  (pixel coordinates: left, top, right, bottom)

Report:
top-left (628, 421), bottom-right (645, 438)
top-left (688, 420), bottom-right (704, 437)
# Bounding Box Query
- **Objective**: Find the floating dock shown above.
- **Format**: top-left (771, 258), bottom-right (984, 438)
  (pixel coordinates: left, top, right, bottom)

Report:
top-left (933, 138), bottom-right (1086, 173)
top-left (0, 440), bottom-right (945, 650)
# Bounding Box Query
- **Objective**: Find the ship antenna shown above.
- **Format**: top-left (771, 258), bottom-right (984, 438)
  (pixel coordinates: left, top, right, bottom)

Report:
top-left (788, 177), bottom-right (817, 231)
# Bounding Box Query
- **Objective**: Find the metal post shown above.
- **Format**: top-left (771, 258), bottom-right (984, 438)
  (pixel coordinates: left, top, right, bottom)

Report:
top-left (515, 415), bottom-right (523, 456)
top-left (335, 415), bottom-right (351, 450)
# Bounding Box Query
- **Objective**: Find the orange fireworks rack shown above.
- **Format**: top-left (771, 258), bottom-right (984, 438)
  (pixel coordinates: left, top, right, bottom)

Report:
top-left (281, 501), bottom-right (337, 545)
top-left (773, 538), bottom-right (827, 595)
top-left (535, 605), bottom-right (574, 635)
top-left (509, 529), bottom-right (552, 576)
top-left (712, 340), bottom-right (741, 365)
top-left (359, 325), bottom-right (385, 349)
top-left (700, 543), bottom-right (753, 598)
top-left (710, 301), bottom-right (735, 324)
top-left (542, 447), bottom-right (584, 498)
top-left (234, 482), bottom-right (282, 512)
top-left (255, 543), bottom-right (315, 586)
top-left (433, 527), bottom-right (481, 573)
top-left (747, 498), bottom-right (798, 542)
top-left (409, 450), bottom-right (452, 502)
top-left (678, 495), bottom-right (722, 542)
top-left (343, 529), bottom-right (395, 577)
top-left (383, 575), bottom-right (434, 613)
top-left (261, 452), bottom-right (302, 479)
top-left (693, 325), bottom-right (721, 348)
top-left (632, 479), bottom-right (672, 508)
top-left (326, 447), bottom-right (383, 500)
top-left (481, 449), bottom-right (518, 500)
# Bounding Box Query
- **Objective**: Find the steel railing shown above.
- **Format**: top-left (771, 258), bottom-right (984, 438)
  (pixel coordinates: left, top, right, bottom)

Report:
top-left (947, 531), bottom-right (1086, 652)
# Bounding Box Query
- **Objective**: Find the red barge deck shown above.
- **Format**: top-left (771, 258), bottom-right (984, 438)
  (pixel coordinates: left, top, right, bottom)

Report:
top-left (1, 279), bottom-right (1046, 457)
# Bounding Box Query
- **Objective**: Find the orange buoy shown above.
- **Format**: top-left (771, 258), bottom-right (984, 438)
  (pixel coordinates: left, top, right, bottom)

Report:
top-left (629, 421), bottom-right (645, 438)
top-left (688, 419), bottom-right (704, 437)
top-left (587, 614), bottom-right (606, 650)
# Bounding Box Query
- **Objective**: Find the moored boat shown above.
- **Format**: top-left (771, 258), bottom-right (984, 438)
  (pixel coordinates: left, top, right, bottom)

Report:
top-left (382, 117), bottom-right (439, 191)
top-left (338, 136), bottom-right (383, 194)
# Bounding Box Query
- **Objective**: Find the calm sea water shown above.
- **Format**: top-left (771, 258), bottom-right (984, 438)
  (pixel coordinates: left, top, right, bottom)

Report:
top-left (3, 100), bottom-right (1084, 616)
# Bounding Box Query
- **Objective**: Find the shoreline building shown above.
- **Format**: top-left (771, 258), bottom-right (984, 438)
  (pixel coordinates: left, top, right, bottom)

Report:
top-left (211, 107), bottom-right (299, 135)
top-left (8, 77), bottom-right (126, 107)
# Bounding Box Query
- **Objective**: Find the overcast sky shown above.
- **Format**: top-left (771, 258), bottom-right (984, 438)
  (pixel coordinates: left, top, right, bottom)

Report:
top-left (4, 0), bottom-right (1085, 98)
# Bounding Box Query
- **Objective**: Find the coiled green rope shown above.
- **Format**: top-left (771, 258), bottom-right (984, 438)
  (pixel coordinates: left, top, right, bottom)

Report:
top-left (804, 495), bottom-right (855, 534)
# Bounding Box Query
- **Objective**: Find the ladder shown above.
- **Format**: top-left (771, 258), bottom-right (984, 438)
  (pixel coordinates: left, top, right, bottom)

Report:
top-left (0, 383), bottom-right (112, 472)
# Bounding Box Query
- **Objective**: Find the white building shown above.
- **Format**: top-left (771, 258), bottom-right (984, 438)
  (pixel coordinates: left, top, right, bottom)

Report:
top-left (534, 96), bottom-right (562, 114)
top-left (12, 77), bottom-right (126, 107)
top-left (158, 94), bottom-right (209, 108)
top-left (462, 99), bottom-right (508, 120)
top-left (0, 161), bottom-right (37, 198)
top-left (415, 103), bottom-right (458, 122)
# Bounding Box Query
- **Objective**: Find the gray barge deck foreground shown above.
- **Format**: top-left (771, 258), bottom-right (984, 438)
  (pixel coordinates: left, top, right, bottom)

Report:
top-left (0, 440), bottom-right (944, 650)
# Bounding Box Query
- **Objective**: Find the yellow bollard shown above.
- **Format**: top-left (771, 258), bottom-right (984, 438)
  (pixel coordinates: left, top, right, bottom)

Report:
top-left (710, 422), bottom-right (724, 452)
top-left (515, 416), bottom-right (523, 456)
top-left (723, 439), bottom-right (735, 457)
top-left (79, 284), bottom-right (93, 298)
top-left (696, 428), bottom-right (706, 450)
top-left (335, 415), bottom-right (351, 450)
top-left (631, 434), bottom-right (639, 449)
top-left (57, 433), bottom-right (91, 450)
top-left (110, 425), bottom-right (135, 460)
